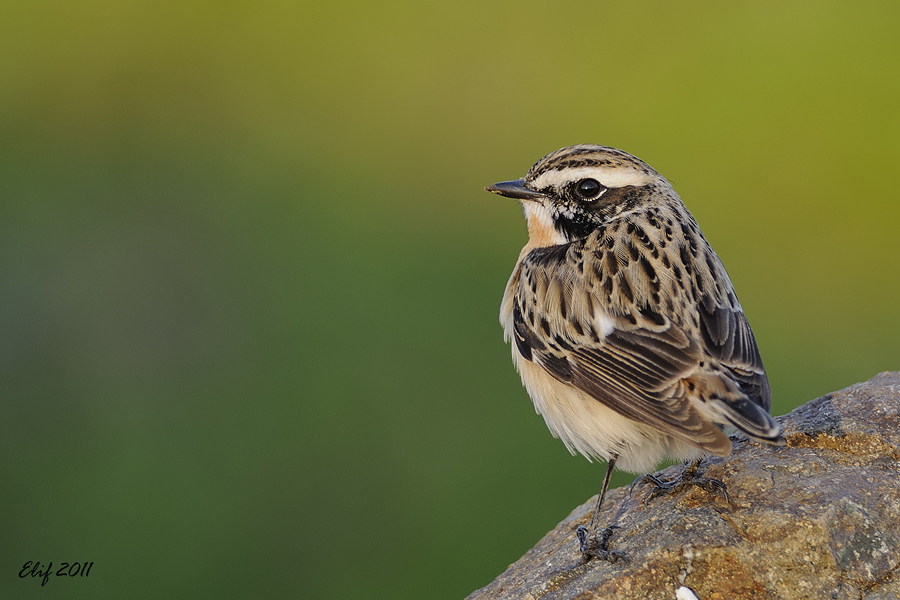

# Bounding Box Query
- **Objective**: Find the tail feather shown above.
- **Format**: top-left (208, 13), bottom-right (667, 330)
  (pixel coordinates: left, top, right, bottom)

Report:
top-left (690, 367), bottom-right (784, 446)
top-left (714, 395), bottom-right (785, 445)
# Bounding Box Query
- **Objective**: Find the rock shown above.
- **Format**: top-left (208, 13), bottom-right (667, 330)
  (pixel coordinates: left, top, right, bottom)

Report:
top-left (467, 372), bottom-right (900, 600)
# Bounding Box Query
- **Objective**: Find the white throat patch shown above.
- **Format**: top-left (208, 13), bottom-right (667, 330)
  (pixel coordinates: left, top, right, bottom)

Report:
top-left (523, 202), bottom-right (568, 246)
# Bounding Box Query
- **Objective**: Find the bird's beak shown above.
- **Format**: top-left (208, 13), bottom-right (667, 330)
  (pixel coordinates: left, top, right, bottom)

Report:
top-left (484, 179), bottom-right (545, 202)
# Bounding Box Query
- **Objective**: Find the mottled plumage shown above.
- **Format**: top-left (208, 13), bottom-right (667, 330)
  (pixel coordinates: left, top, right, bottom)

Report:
top-left (487, 144), bottom-right (783, 561)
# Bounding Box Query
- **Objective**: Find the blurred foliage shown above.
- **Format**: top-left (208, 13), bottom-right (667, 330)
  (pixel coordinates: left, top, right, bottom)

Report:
top-left (1, 1), bottom-right (899, 598)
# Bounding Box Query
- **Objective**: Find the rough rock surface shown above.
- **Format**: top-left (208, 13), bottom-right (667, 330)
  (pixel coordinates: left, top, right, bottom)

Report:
top-left (467, 372), bottom-right (900, 600)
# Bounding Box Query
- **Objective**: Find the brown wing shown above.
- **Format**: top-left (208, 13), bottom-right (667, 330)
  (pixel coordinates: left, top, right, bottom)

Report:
top-left (514, 240), bottom-right (733, 454)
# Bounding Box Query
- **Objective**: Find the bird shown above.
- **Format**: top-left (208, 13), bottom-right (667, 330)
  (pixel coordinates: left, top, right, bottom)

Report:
top-left (486, 144), bottom-right (784, 563)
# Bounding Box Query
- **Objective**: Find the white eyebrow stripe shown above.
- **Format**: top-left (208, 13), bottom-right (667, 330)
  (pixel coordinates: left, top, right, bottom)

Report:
top-left (530, 166), bottom-right (655, 190)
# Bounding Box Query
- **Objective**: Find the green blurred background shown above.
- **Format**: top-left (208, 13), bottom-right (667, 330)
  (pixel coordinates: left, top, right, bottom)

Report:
top-left (2, 1), bottom-right (899, 598)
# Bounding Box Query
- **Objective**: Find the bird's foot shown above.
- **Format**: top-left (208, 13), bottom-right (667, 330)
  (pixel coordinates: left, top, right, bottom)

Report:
top-left (576, 524), bottom-right (627, 564)
top-left (637, 458), bottom-right (730, 504)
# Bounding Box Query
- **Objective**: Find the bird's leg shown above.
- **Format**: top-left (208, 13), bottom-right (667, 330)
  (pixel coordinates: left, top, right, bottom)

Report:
top-left (637, 457), bottom-right (729, 503)
top-left (576, 453), bottom-right (627, 564)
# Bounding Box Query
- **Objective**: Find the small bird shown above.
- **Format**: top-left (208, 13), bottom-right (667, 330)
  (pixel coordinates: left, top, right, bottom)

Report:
top-left (486, 144), bottom-right (784, 562)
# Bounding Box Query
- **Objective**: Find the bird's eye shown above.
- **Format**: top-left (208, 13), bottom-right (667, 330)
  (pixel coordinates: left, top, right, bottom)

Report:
top-left (574, 178), bottom-right (606, 201)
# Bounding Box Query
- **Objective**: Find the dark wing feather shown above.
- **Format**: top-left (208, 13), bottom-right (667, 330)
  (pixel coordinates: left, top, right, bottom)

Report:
top-left (698, 294), bottom-right (772, 412)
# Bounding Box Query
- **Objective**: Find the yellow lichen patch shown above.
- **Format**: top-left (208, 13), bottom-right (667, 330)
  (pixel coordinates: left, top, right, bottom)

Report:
top-left (786, 432), bottom-right (899, 460)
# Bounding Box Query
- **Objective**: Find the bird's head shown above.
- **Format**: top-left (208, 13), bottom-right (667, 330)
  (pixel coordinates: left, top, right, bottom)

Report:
top-left (486, 144), bottom-right (671, 246)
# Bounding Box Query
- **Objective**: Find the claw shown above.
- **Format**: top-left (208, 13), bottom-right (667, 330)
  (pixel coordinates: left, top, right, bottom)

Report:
top-left (638, 458), bottom-right (731, 504)
top-left (577, 524), bottom-right (628, 564)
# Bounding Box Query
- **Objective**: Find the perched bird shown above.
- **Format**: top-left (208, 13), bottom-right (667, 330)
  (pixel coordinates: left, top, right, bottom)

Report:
top-left (486, 144), bottom-right (784, 562)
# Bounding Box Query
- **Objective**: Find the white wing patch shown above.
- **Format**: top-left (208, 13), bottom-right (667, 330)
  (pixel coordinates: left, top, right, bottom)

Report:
top-left (593, 305), bottom-right (616, 338)
top-left (531, 166), bottom-right (654, 191)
